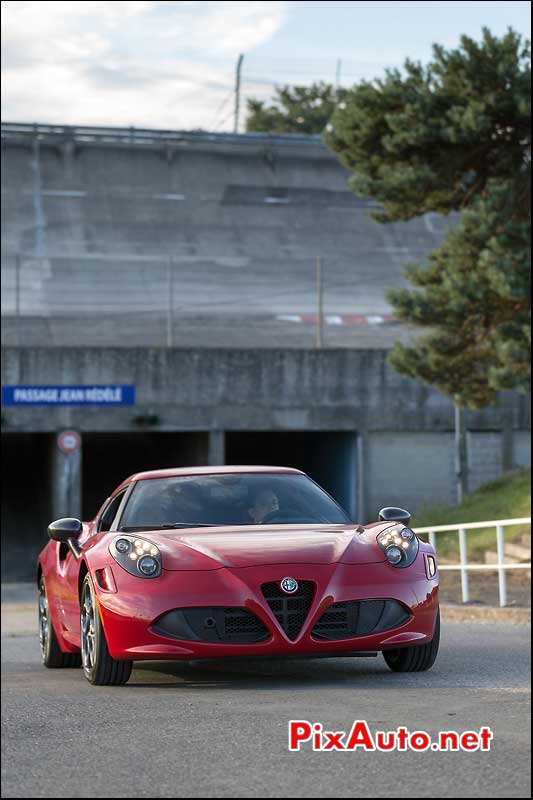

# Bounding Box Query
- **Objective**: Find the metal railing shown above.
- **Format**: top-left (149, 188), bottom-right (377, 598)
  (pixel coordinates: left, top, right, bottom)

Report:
top-left (414, 518), bottom-right (531, 607)
top-left (0, 122), bottom-right (325, 151)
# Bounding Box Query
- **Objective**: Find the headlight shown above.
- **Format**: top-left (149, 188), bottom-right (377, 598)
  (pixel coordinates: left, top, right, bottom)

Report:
top-left (385, 546), bottom-right (403, 565)
top-left (109, 535), bottom-right (162, 578)
top-left (138, 555), bottom-right (159, 576)
top-left (377, 527), bottom-right (419, 568)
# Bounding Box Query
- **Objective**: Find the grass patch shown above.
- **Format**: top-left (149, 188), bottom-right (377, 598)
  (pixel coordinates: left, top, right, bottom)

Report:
top-left (412, 469), bottom-right (531, 562)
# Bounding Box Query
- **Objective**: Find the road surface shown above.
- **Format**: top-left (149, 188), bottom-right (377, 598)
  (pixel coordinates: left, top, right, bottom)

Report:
top-left (1, 616), bottom-right (530, 798)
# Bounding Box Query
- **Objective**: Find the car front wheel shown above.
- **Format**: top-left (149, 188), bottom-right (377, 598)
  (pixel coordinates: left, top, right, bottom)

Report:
top-left (383, 607), bottom-right (440, 672)
top-left (80, 575), bottom-right (132, 686)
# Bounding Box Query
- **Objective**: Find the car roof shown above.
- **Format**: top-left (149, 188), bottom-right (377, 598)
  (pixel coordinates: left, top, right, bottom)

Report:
top-left (124, 465), bottom-right (305, 485)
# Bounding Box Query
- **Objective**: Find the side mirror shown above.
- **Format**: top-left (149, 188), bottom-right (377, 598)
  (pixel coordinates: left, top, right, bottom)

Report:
top-left (48, 518), bottom-right (82, 543)
top-left (378, 507), bottom-right (411, 526)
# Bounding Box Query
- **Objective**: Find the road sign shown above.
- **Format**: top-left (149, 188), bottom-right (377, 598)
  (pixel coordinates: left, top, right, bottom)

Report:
top-left (1, 385), bottom-right (135, 405)
top-left (57, 430), bottom-right (81, 454)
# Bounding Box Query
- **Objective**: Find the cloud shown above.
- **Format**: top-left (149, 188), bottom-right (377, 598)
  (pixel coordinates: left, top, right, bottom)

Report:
top-left (184, 2), bottom-right (287, 55)
top-left (1, 0), bottom-right (288, 129)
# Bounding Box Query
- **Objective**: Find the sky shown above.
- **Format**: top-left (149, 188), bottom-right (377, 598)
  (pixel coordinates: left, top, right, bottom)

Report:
top-left (1, 0), bottom-right (530, 131)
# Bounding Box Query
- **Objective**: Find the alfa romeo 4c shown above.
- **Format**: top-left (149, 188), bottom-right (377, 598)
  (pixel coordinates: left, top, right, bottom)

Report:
top-left (37, 466), bottom-right (440, 685)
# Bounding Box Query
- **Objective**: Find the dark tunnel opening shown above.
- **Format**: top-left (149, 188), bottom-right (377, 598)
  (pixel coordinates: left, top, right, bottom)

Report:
top-left (2, 433), bottom-right (55, 581)
top-left (1, 429), bottom-right (358, 581)
top-left (81, 432), bottom-right (209, 520)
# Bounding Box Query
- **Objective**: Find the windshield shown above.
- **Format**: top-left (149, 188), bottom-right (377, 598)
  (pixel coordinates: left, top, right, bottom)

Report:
top-left (119, 473), bottom-right (350, 530)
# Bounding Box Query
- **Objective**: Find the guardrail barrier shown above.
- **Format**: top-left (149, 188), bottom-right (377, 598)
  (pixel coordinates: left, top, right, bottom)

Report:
top-left (414, 518), bottom-right (531, 607)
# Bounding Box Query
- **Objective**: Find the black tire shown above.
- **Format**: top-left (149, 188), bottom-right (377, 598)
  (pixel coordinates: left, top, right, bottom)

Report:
top-left (38, 576), bottom-right (81, 668)
top-left (383, 607), bottom-right (440, 672)
top-left (80, 574), bottom-right (132, 686)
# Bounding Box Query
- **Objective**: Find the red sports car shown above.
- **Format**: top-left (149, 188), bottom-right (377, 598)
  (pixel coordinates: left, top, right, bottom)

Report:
top-left (37, 466), bottom-right (440, 685)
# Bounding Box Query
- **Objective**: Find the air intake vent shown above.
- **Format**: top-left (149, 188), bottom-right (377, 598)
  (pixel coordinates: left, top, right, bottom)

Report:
top-left (261, 580), bottom-right (315, 641)
top-left (312, 599), bottom-right (410, 641)
top-left (152, 607), bottom-right (270, 644)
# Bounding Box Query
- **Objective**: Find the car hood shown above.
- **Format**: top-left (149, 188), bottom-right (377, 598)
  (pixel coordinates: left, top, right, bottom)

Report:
top-left (140, 524), bottom-right (387, 570)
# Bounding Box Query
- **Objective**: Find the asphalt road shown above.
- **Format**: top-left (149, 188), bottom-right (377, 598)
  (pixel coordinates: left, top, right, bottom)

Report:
top-left (1, 620), bottom-right (530, 799)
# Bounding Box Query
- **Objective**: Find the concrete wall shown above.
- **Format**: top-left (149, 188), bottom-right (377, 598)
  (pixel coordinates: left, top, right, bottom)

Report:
top-left (365, 432), bottom-right (456, 518)
top-left (366, 428), bottom-right (531, 518)
top-left (513, 431), bottom-right (531, 471)
top-left (2, 345), bottom-right (530, 578)
top-left (2, 346), bottom-right (530, 521)
top-left (1, 126), bottom-right (451, 349)
top-left (466, 432), bottom-right (504, 493)
top-left (3, 347), bottom-right (530, 435)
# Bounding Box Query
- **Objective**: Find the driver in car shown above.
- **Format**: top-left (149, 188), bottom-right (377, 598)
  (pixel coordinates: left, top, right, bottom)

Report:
top-left (248, 489), bottom-right (280, 524)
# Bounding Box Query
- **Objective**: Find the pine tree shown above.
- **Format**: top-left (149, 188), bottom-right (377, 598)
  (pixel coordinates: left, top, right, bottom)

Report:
top-left (245, 82), bottom-right (345, 135)
top-left (325, 28), bottom-right (530, 408)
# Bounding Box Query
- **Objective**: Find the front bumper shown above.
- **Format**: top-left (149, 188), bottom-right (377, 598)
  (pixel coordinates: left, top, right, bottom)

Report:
top-left (96, 560), bottom-right (439, 661)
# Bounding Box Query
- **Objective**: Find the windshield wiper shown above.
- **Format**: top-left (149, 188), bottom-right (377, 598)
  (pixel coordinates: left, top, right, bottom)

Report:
top-left (160, 522), bottom-right (216, 528)
top-left (120, 523), bottom-right (215, 532)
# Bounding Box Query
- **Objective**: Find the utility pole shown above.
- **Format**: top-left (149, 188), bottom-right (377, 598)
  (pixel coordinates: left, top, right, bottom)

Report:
top-left (335, 59), bottom-right (342, 95)
top-left (234, 53), bottom-right (244, 133)
top-left (454, 401), bottom-right (469, 504)
top-left (316, 256), bottom-right (324, 348)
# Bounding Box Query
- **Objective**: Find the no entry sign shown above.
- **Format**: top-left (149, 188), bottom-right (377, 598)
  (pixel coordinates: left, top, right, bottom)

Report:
top-left (57, 430), bottom-right (81, 454)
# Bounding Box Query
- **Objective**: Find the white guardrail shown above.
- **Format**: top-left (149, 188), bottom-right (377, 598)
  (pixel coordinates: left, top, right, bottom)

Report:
top-left (414, 518), bottom-right (532, 607)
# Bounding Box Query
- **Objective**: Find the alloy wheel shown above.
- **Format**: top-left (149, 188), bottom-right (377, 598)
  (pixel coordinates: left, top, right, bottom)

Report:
top-left (80, 583), bottom-right (96, 676)
top-left (38, 579), bottom-right (49, 661)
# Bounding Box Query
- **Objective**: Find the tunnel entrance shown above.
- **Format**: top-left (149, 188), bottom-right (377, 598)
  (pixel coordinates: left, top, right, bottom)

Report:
top-left (2, 433), bottom-right (55, 581)
top-left (2, 429), bottom-right (356, 581)
top-left (82, 432), bottom-right (209, 520)
top-left (225, 431), bottom-right (357, 520)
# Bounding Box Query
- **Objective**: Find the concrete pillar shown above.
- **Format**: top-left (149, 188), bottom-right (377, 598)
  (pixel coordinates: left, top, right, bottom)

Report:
top-left (208, 430), bottom-right (225, 466)
top-left (51, 431), bottom-right (82, 521)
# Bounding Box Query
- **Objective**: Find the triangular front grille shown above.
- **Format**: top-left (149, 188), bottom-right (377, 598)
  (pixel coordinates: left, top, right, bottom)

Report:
top-left (261, 580), bottom-right (315, 641)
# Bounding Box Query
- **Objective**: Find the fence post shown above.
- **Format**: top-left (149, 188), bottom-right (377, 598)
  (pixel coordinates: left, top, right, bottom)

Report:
top-left (429, 531), bottom-right (436, 552)
top-left (458, 528), bottom-right (469, 603)
top-left (496, 524), bottom-right (507, 607)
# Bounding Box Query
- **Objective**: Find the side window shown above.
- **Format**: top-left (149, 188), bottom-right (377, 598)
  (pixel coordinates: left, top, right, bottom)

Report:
top-left (97, 490), bottom-right (127, 532)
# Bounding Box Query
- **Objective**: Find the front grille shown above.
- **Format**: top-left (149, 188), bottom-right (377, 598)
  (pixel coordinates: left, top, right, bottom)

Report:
top-left (312, 599), bottom-right (410, 641)
top-left (261, 580), bottom-right (315, 641)
top-left (152, 607), bottom-right (270, 644)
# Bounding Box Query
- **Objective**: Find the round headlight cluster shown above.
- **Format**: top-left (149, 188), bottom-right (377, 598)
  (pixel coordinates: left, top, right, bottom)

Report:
top-left (377, 527), bottom-right (419, 568)
top-left (138, 555), bottom-right (158, 576)
top-left (109, 535), bottom-right (162, 578)
top-left (385, 546), bottom-right (403, 565)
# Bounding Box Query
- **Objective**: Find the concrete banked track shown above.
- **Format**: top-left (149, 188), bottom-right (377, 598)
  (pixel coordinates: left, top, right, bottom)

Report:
top-left (1, 123), bottom-right (450, 348)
